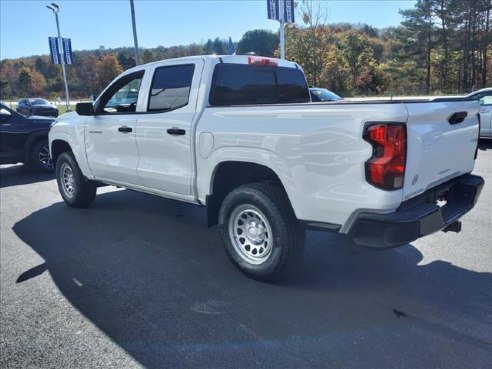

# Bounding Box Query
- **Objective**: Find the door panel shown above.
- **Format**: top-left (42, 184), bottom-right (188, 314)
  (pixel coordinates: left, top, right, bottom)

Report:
top-left (136, 112), bottom-right (194, 194)
top-left (136, 61), bottom-right (204, 194)
top-left (85, 71), bottom-right (147, 185)
top-left (478, 93), bottom-right (492, 136)
top-left (0, 110), bottom-right (31, 162)
top-left (85, 115), bottom-right (142, 184)
top-left (479, 106), bottom-right (492, 136)
top-left (480, 106), bottom-right (492, 136)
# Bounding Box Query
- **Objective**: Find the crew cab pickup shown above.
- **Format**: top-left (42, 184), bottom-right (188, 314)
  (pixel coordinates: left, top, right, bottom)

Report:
top-left (49, 55), bottom-right (484, 281)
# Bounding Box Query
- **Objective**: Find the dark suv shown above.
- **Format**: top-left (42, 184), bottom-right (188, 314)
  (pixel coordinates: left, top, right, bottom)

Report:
top-left (17, 98), bottom-right (59, 117)
top-left (0, 103), bottom-right (55, 171)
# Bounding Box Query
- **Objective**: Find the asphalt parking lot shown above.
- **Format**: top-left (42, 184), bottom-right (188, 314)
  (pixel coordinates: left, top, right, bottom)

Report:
top-left (1, 141), bottom-right (491, 369)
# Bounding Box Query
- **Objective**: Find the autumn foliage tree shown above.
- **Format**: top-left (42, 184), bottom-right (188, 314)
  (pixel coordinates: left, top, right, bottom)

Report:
top-left (0, 0), bottom-right (490, 100)
top-left (236, 30), bottom-right (278, 57)
top-left (17, 68), bottom-right (32, 96)
top-left (95, 54), bottom-right (123, 92)
top-left (30, 71), bottom-right (47, 95)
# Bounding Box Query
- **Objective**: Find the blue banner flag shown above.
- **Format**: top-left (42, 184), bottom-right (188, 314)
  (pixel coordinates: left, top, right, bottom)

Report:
top-left (62, 38), bottom-right (73, 64)
top-left (267, 0), bottom-right (294, 23)
top-left (48, 37), bottom-right (60, 64)
top-left (228, 37), bottom-right (235, 55)
top-left (267, 0), bottom-right (279, 21)
top-left (283, 0), bottom-right (295, 23)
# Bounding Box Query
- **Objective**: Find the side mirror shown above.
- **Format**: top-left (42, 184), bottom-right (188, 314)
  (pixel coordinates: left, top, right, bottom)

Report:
top-left (76, 102), bottom-right (95, 116)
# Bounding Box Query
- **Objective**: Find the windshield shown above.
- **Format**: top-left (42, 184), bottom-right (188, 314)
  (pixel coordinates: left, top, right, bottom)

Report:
top-left (30, 99), bottom-right (50, 106)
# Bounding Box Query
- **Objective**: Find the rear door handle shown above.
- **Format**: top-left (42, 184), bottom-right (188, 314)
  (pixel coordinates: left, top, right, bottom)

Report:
top-left (118, 126), bottom-right (133, 133)
top-left (167, 128), bottom-right (186, 136)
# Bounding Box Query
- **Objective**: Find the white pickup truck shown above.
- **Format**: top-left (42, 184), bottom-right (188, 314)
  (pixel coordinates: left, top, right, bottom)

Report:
top-left (49, 55), bottom-right (484, 280)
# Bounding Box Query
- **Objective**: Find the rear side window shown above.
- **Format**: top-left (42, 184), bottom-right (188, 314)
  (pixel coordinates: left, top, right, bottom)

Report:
top-left (209, 64), bottom-right (309, 106)
top-left (148, 64), bottom-right (195, 112)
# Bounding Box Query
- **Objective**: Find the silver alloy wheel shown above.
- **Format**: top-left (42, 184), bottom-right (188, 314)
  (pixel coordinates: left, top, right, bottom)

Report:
top-left (60, 162), bottom-right (75, 198)
top-left (228, 204), bottom-right (273, 265)
top-left (38, 144), bottom-right (53, 169)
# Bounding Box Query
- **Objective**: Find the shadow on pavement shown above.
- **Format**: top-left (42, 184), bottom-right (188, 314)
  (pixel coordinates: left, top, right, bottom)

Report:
top-left (12, 190), bottom-right (492, 369)
top-left (0, 164), bottom-right (54, 188)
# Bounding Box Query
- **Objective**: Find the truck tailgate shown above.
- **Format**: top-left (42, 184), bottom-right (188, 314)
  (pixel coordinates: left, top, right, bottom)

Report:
top-left (402, 100), bottom-right (479, 200)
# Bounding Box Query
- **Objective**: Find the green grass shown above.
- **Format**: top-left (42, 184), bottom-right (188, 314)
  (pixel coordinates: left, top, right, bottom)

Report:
top-left (58, 105), bottom-right (76, 115)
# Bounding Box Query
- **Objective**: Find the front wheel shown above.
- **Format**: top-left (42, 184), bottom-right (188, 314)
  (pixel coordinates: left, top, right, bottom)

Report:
top-left (56, 152), bottom-right (96, 208)
top-left (218, 182), bottom-right (305, 281)
top-left (29, 139), bottom-right (53, 172)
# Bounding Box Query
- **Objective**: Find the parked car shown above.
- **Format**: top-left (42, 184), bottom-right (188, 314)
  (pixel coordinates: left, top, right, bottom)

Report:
top-left (309, 87), bottom-right (342, 102)
top-left (17, 98), bottom-right (59, 117)
top-left (49, 55), bottom-right (483, 281)
top-left (432, 88), bottom-right (491, 138)
top-left (0, 102), bottom-right (55, 171)
top-left (467, 88), bottom-right (492, 138)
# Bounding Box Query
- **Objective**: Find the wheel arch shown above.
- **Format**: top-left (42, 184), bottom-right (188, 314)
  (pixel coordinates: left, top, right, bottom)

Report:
top-left (206, 161), bottom-right (294, 227)
top-left (23, 131), bottom-right (49, 164)
top-left (49, 128), bottom-right (93, 178)
top-left (50, 139), bottom-right (73, 166)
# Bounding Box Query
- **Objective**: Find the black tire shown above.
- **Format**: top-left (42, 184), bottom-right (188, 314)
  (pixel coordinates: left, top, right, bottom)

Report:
top-left (218, 182), bottom-right (305, 282)
top-left (28, 139), bottom-right (54, 172)
top-left (56, 152), bottom-right (96, 208)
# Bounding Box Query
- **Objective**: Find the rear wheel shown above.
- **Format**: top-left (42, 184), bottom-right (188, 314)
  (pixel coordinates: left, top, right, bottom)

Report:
top-left (56, 152), bottom-right (96, 208)
top-left (218, 182), bottom-right (305, 281)
top-left (29, 139), bottom-right (53, 172)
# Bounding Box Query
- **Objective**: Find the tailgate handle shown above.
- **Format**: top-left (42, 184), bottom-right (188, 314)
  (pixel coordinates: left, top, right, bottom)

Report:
top-left (448, 112), bottom-right (467, 125)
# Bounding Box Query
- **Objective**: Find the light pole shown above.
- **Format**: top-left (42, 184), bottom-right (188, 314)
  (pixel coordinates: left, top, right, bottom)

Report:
top-left (46, 3), bottom-right (71, 111)
top-left (129, 0), bottom-right (140, 66)
top-left (279, 0), bottom-right (285, 60)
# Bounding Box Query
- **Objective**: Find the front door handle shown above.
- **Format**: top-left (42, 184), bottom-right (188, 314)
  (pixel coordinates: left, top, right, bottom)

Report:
top-left (118, 126), bottom-right (133, 133)
top-left (167, 127), bottom-right (186, 136)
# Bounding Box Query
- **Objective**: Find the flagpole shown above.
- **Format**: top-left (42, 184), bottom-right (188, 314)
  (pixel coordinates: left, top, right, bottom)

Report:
top-left (46, 3), bottom-right (71, 111)
top-left (279, 18), bottom-right (285, 59)
top-left (279, 0), bottom-right (285, 59)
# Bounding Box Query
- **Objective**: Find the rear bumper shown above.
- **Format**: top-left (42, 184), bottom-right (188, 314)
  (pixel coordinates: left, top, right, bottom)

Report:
top-left (348, 174), bottom-right (484, 248)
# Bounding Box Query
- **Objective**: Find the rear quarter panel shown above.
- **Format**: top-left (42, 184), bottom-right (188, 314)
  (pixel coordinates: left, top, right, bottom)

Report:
top-left (196, 103), bottom-right (409, 227)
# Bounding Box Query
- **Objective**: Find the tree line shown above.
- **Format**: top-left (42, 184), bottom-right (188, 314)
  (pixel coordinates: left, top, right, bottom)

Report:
top-left (1, 0), bottom-right (490, 100)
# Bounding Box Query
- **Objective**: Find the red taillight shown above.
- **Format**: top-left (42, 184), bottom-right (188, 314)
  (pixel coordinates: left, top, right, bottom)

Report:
top-left (248, 56), bottom-right (278, 67)
top-left (363, 123), bottom-right (407, 190)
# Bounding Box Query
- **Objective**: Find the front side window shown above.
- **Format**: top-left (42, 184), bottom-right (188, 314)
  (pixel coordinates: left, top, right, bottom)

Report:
top-left (148, 64), bottom-right (195, 112)
top-left (98, 72), bottom-right (144, 114)
top-left (209, 64), bottom-right (310, 106)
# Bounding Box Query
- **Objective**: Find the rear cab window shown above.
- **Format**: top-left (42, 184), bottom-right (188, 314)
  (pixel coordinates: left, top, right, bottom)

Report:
top-left (209, 63), bottom-right (310, 106)
top-left (148, 64), bottom-right (195, 112)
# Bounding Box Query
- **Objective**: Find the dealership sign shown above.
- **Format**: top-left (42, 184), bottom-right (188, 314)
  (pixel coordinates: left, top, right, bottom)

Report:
top-left (48, 37), bottom-right (73, 65)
